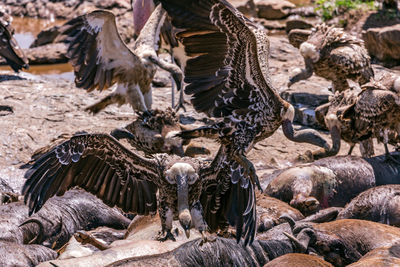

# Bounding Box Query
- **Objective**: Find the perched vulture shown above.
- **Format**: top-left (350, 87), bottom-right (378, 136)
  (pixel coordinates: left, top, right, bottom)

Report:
top-left (23, 133), bottom-right (256, 245)
top-left (0, 11), bottom-right (28, 72)
top-left (288, 24), bottom-right (374, 92)
top-left (60, 5), bottom-right (182, 114)
top-left (157, 0), bottom-right (331, 188)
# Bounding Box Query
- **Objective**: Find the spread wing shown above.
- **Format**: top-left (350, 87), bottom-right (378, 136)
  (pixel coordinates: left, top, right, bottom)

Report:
top-left (23, 133), bottom-right (159, 216)
top-left (60, 10), bottom-right (141, 91)
top-left (0, 19), bottom-right (28, 72)
top-left (160, 0), bottom-right (281, 122)
top-left (200, 147), bottom-right (256, 245)
top-left (330, 44), bottom-right (373, 81)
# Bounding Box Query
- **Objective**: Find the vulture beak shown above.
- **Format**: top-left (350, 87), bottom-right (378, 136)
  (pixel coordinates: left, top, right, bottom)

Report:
top-left (176, 174), bottom-right (192, 238)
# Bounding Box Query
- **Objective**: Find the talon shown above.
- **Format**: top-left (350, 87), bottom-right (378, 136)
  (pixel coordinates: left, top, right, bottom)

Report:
top-left (200, 231), bottom-right (216, 246)
top-left (155, 230), bottom-right (176, 242)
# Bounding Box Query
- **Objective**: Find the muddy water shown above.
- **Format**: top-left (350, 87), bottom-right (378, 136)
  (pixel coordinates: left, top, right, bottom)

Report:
top-left (5, 16), bottom-right (74, 80)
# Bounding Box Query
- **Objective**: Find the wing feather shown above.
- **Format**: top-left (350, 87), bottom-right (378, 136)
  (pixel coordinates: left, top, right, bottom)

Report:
top-left (200, 146), bottom-right (256, 245)
top-left (60, 10), bottom-right (140, 91)
top-left (160, 0), bottom-right (281, 121)
top-left (23, 133), bottom-right (159, 216)
top-left (0, 20), bottom-right (28, 72)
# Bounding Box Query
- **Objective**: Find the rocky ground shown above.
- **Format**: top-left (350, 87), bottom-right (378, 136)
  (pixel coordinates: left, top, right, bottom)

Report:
top-left (1, 0), bottom-right (400, 266)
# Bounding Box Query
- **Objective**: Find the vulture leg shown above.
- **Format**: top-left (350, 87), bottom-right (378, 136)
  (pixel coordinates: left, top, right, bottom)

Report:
top-left (85, 91), bottom-right (125, 114)
top-left (156, 205), bottom-right (176, 242)
top-left (74, 231), bottom-right (110, 251)
top-left (347, 144), bottom-right (355, 155)
top-left (382, 129), bottom-right (400, 164)
top-left (233, 153), bottom-right (262, 191)
top-left (359, 138), bottom-right (374, 157)
top-left (147, 55), bottom-right (185, 111)
top-left (288, 58), bottom-right (313, 87)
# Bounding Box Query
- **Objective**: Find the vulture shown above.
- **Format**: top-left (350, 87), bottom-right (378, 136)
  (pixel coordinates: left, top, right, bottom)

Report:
top-left (60, 4), bottom-right (182, 114)
top-left (132, 0), bottom-right (186, 111)
top-left (0, 11), bottom-right (28, 72)
top-left (111, 108), bottom-right (186, 156)
top-left (288, 24), bottom-right (374, 92)
top-left (339, 72), bottom-right (400, 162)
top-left (313, 87), bottom-right (375, 158)
top-left (157, 0), bottom-right (331, 188)
top-left (22, 133), bottom-right (256, 245)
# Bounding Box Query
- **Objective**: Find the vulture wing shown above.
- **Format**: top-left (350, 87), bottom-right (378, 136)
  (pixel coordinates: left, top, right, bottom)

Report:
top-left (200, 146), bottom-right (256, 245)
top-left (0, 19), bottom-right (28, 72)
top-left (159, 0), bottom-right (282, 123)
top-left (23, 133), bottom-right (159, 216)
top-left (330, 44), bottom-right (373, 81)
top-left (59, 10), bottom-right (141, 91)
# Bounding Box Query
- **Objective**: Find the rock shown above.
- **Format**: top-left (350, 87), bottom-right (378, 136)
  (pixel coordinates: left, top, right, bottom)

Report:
top-left (290, 6), bottom-right (317, 17)
top-left (285, 16), bottom-right (314, 33)
top-left (228, 0), bottom-right (257, 17)
top-left (0, 43), bottom-right (68, 65)
top-left (255, 0), bottom-right (295, 20)
top-left (363, 24), bottom-right (400, 63)
top-left (254, 18), bottom-right (286, 31)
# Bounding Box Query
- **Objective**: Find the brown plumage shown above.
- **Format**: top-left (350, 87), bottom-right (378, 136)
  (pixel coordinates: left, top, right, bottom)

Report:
top-left (132, 0), bottom-right (186, 110)
top-left (160, 0), bottom-right (331, 189)
top-left (288, 24), bottom-right (374, 92)
top-left (113, 108), bottom-right (186, 156)
top-left (0, 11), bottom-right (28, 72)
top-left (314, 87), bottom-right (376, 158)
top-left (60, 5), bottom-right (182, 114)
top-left (313, 72), bottom-right (400, 159)
top-left (23, 133), bottom-right (256, 245)
top-left (340, 73), bottom-right (400, 159)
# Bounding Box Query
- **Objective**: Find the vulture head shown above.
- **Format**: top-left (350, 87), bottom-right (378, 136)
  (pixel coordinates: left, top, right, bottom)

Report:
top-left (165, 162), bottom-right (199, 238)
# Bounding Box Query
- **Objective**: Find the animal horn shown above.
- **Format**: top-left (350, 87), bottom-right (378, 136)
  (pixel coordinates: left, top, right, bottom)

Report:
top-left (20, 218), bottom-right (44, 244)
top-left (279, 214), bottom-right (296, 230)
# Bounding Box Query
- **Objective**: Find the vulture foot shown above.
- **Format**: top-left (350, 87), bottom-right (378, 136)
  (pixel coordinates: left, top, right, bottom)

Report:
top-left (155, 230), bottom-right (176, 242)
top-left (199, 231), bottom-right (216, 246)
top-left (85, 103), bottom-right (104, 115)
top-left (174, 91), bottom-right (186, 112)
top-left (74, 231), bottom-right (110, 251)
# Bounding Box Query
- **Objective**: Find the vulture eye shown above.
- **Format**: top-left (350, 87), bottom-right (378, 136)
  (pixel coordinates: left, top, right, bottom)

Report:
top-left (165, 170), bottom-right (176, 184)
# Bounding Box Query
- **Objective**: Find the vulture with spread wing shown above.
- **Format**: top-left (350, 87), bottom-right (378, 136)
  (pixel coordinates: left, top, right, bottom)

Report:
top-left (132, 0), bottom-right (186, 110)
top-left (59, 5), bottom-right (182, 114)
top-left (157, 0), bottom-right (330, 187)
top-left (0, 11), bottom-right (28, 72)
top-left (23, 133), bottom-right (256, 245)
top-left (288, 24), bottom-right (374, 92)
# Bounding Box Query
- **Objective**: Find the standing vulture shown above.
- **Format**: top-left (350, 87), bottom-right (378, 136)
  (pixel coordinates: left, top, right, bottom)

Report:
top-left (157, 0), bottom-right (331, 188)
top-left (23, 133), bottom-right (256, 245)
top-left (60, 5), bottom-right (182, 114)
top-left (338, 72), bottom-right (400, 162)
top-left (288, 24), bottom-right (374, 92)
top-left (0, 11), bottom-right (28, 72)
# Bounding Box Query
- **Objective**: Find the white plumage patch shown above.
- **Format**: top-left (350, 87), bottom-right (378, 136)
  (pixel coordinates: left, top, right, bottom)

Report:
top-left (394, 76), bottom-right (400, 94)
top-left (299, 42), bottom-right (320, 62)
